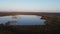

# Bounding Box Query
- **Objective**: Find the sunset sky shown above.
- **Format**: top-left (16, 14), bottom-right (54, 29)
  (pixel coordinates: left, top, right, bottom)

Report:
top-left (0, 0), bottom-right (60, 12)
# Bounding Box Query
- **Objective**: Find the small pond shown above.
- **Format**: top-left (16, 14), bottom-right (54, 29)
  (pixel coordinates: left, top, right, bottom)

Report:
top-left (0, 15), bottom-right (46, 25)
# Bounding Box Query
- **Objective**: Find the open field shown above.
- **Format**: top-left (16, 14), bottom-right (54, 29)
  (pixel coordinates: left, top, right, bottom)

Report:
top-left (0, 12), bottom-right (60, 34)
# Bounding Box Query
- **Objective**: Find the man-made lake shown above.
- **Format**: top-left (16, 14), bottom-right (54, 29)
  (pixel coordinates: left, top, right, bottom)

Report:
top-left (0, 15), bottom-right (46, 25)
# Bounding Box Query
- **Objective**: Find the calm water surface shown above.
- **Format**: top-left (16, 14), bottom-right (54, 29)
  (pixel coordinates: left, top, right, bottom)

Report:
top-left (0, 15), bottom-right (46, 25)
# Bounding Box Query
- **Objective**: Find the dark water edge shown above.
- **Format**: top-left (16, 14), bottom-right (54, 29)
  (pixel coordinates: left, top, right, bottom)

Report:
top-left (0, 25), bottom-right (45, 34)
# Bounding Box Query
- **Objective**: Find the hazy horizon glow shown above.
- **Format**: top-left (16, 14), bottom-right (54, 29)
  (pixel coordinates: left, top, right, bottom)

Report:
top-left (0, 0), bottom-right (60, 12)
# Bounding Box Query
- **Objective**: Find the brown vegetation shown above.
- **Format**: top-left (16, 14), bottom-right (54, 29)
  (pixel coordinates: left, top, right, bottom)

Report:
top-left (0, 12), bottom-right (60, 34)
